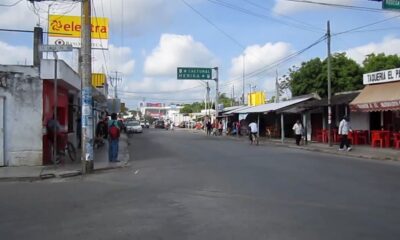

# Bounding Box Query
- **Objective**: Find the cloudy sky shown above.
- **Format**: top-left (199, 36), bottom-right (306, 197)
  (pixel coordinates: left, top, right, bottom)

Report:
top-left (0, 0), bottom-right (399, 108)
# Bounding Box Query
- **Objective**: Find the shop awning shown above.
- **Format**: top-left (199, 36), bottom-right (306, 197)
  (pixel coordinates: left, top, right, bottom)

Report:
top-left (234, 95), bottom-right (315, 114)
top-left (350, 81), bottom-right (400, 112)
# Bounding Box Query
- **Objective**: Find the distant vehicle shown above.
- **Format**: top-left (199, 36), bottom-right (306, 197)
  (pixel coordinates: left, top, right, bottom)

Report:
top-left (145, 122), bottom-right (150, 128)
top-left (155, 120), bottom-right (165, 129)
top-left (178, 121), bottom-right (186, 128)
top-left (126, 120), bottom-right (143, 133)
top-left (140, 121), bottom-right (145, 128)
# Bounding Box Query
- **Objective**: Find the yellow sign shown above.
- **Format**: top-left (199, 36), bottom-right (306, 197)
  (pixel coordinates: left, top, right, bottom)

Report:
top-left (248, 91), bottom-right (266, 106)
top-left (92, 73), bottom-right (106, 88)
top-left (49, 15), bottom-right (108, 39)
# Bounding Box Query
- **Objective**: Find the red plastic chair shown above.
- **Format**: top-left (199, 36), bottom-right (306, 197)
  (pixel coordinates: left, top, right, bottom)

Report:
top-left (347, 131), bottom-right (354, 145)
top-left (393, 133), bottom-right (400, 149)
top-left (371, 131), bottom-right (384, 148)
top-left (356, 130), bottom-right (368, 145)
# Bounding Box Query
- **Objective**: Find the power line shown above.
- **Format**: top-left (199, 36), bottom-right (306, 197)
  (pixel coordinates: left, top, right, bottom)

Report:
top-left (333, 14), bottom-right (400, 36)
top-left (181, 0), bottom-right (246, 49)
top-left (92, 0), bottom-right (110, 76)
top-left (0, 0), bottom-right (23, 7)
top-left (284, 0), bottom-right (384, 13)
top-left (208, 0), bottom-right (323, 33)
top-left (243, 0), bottom-right (324, 32)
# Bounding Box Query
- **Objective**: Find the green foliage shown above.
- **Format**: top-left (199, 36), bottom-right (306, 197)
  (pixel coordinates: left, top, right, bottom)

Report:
top-left (283, 53), bottom-right (363, 97)
top-left (218, 93), bottom-right (234, 108)
top-left (180, 102), bottom-right (204, 114)
top-left (363, 53), bottom-right (400, 73)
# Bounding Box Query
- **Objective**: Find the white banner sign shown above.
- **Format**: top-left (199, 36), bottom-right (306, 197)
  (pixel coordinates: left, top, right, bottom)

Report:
top-left (48, 37), bottom-right (108, 49)
top-left (363, 67), bottom-right (400, 85)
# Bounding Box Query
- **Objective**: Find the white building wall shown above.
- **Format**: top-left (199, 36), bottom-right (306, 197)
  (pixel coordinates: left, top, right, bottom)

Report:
top-left (350, 112), bottom-right (370, 130)
top-left (0, 65), bottom-right (43, 166)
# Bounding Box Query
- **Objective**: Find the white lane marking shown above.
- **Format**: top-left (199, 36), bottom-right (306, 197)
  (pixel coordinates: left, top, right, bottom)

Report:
top-left (134, 170), bottom-right (139, 175)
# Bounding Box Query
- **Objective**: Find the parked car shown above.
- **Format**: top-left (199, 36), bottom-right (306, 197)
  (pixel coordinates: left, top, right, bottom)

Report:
top-left (155, 120), bottom-right (165, 129)
top-left (126, 120), bottom-right (143, 133)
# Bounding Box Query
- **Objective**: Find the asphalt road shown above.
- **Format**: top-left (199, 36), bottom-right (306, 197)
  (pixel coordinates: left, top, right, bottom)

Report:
top-left (1, 128), bottom-right (400, 240)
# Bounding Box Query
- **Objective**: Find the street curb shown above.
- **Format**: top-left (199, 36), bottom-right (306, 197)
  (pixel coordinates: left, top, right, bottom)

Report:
top-left (192, 130), bottom-right (400, 162)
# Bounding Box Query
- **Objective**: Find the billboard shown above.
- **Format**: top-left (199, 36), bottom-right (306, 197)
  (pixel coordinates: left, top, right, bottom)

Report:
top-left (92, 73), bottom-right (106, 88)
top-left (48, 15), bottom-right (109, 49)
top-left (248, 91), bottom-right (266, 106)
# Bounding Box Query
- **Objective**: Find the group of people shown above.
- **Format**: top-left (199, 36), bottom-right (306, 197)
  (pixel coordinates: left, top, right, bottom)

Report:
top-left (46, 112), bottom-right (123, 163)
top-left (291, 116), bottom-right (353, 151)
top-left (203, 116), bottom-right (353, 150)
top-left (94, 112), bottom-right (124, 162)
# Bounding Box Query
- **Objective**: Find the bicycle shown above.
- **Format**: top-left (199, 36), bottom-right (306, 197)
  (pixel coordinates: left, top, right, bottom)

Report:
top-left (50, 132), bottom-right (77, 164)
top-left (250, 132), bottom-right (259, 145)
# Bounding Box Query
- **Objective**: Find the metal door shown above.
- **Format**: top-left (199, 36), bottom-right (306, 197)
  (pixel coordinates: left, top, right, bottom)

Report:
top-left (0, 97), bottom-right (4, 166)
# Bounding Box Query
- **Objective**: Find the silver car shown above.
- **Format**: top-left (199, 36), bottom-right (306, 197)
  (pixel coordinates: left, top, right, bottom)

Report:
top-left (126, 120), bottom-right (143, 133)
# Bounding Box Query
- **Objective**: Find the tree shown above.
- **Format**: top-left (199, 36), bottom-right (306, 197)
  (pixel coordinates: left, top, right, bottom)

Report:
top-left (180, 102), bottom-right (204, 114)
top-left (363, 53), bottom-right (400, 73)
top-left (283, 53), bottom-right (363, 97)
top-left (218, 93), bottom-right (234, 108)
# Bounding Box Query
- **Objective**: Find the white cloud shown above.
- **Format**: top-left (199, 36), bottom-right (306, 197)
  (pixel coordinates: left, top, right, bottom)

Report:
top-left (92, 44), bottom-right (135, 76)
top-left (0, 0), bottom-right (181, 36)
top-left (121, 77), bottom-right (207, 105)
top-left (345, 36), bottom-right (400, 64)
top-left (144, 34), bottom-right (218, 77)
top-left (0, 1), bottom-right (37, 29)
top-left (0, 41), bottom-right (32, 65)
top-left (230, 42), bottom-right (294, 77)
top-left (273, 0), bottom-right (356, 14)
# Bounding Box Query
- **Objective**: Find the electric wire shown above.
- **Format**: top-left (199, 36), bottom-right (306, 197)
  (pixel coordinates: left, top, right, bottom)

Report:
top-left (92, 0), bottom-right (110, 76)
top-left (284, 0), bottom-right (384, 13)
top-left (243, 0), bottom-right (324, 32)
top-left (0, 0), bottom-right (23, 7)
top-left (208, 0), bottom-right (323, 33)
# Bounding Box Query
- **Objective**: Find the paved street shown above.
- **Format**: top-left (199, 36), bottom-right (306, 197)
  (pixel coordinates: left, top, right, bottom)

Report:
top-left (1, 129), bottom-right (400, 240)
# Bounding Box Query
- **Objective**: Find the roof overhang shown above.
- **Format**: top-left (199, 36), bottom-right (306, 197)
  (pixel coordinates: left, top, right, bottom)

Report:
top-left (350, 81), bottom-right (400, 112)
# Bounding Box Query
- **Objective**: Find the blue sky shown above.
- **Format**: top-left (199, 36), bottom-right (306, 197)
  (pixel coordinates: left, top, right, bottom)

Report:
top-left (0, 0), bottom-right (399, 109)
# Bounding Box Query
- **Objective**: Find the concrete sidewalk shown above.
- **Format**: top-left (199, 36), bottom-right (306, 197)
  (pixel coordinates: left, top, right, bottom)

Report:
top-left (0, 134), bottom-right (130, 181)
top-left (185, 128), bottom-right (400, 162)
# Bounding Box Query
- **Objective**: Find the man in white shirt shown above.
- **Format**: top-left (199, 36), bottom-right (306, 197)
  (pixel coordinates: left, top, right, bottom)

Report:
top-left (248, 121), bottom-right (258, 143)
top-left (292, 120), bottom-right (303, 146)
top-left (338, 116), bottom-right (352, 151)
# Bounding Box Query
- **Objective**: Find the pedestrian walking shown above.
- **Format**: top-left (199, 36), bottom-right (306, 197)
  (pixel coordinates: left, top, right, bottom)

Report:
top-left (292, 120), bottom-right (303, 146)
top-left (206, 121), bottom-right (212, 136)
top-left (339, 116), bottom-right (352, 151)
top-left (108, 113), bottom-right (121, 162)
top-left (218, 120), bottom-right (223, 136)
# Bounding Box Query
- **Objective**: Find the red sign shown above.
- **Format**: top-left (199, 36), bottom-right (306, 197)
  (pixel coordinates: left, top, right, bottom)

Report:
top-left (351, 100), bottom-right (400, 112)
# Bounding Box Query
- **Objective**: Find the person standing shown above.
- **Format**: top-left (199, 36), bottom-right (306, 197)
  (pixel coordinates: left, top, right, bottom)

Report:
top-left (339, 116), bottom-right (352, 151)
top-left (206, 121), bottom-right (212, 136)
top-left (108, 113), bottom-right (121, 162)
top-left (292, 120), bottom-right (303, 146)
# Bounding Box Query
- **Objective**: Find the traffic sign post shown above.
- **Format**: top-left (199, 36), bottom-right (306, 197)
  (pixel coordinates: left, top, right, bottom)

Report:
top-left (39, 44), bottom-right (73, 52)
top-left (177, 67), bottom-right (212, 80)
top-left (383, 0), bottom-right (400, 10)
top-left (177, 67), bottom-right (219, 119)
top-left (39, 44), bottom-right (72, 166)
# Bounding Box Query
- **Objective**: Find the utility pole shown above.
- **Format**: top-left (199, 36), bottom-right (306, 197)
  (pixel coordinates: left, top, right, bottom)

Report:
top-left (81, 0), bottom-right (94, 173)
top-left (214, 67), bottom-right (219, 119)
top-left (242, 55), bottom-right (245, 105)
top-left (248, 83), bottom-right (252, 106)
top-left (275, 69), bottom-right (279, 103)
top-left (110, 71), bottom-right (122, 99)
top-left (327, 21), bottom-right (332, 147)
top-left (206, 81), bottom-right (210, 116)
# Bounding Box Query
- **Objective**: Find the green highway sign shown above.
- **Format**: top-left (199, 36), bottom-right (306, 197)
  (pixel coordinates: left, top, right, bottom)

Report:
top-left (383, 0), bottom-right (400, 10)
top-left (177, 67), bottom-right (212, 80)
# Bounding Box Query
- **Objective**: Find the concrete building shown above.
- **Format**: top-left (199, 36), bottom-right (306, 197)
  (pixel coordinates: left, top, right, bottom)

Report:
top-left (0, 65), bottom-right (43, 166)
